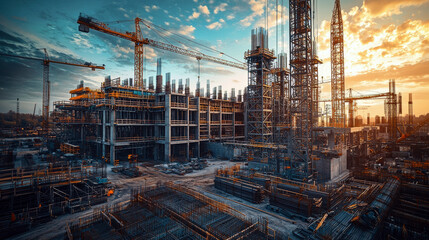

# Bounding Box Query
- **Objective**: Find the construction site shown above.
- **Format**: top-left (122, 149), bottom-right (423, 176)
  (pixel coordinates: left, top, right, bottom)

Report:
top-left (0, 0), bottom-right (428, 239)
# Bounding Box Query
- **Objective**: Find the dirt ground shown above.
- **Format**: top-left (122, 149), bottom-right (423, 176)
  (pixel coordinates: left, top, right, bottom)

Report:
top-left (10, 159), bottom-right (302, 240)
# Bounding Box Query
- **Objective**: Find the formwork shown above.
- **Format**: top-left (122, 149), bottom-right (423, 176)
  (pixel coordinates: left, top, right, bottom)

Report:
top-left (134, 182), bottom-right (278, 240)
top-left (67, 201), bottom-right (200, 240)
top-left (67, 182), bottom-right (279, 240)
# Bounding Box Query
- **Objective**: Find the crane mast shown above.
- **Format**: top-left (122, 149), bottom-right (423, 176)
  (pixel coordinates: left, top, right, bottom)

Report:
top-left (331, 0), bottom-right (345, 128)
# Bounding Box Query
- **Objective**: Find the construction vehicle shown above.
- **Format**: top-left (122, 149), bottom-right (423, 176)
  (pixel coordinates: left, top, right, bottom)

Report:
top-left (0, 50), bottom-right (105, 135)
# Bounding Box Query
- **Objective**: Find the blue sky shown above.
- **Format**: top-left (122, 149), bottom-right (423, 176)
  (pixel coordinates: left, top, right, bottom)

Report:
top-left (1, 0), bottom-right (428, 116)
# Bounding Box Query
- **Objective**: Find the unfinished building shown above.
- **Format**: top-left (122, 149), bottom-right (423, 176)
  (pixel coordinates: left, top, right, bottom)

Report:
top-left (53, 59), bottom-right (245, 163)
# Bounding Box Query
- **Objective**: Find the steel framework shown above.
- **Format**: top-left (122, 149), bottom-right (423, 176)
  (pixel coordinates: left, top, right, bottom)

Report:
top-left (312, 56), bottom-right (322, 127)
top-left (289, 0), bottom-right (314, 181)
top-left (245, 46), bottom-right (275, 144)
top-left (387, 79), bottom-right (397, 140)
top-left (331, 0), bottom-right (345, 128)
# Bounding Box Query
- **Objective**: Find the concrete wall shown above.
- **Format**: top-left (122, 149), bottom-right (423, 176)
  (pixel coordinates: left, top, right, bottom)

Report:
top-left (315, 148), bottom-right (347, 182)
top-left (201, 142), bottom-right (239, 160)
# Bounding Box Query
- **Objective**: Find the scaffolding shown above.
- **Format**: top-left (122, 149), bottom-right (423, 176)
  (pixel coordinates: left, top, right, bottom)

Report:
top-left (289, 0), bottom-right (314, 182)
top-left (53, 73), bottom-right (246, 163)
top-left (0, 164), bottom-right (107, 239)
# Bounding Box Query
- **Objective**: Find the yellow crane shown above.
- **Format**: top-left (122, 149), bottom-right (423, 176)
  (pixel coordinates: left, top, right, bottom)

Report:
top-left (77, 13), bottom-right (246, 89)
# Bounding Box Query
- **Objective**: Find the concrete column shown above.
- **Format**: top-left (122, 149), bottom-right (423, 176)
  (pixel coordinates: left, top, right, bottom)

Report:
top-left (164, 94), bottom-right (171, 162)
top-left (102, 110), bottom-right (106, 158)
top-left (80, 125), bottom-right (84, 158)
top-left (186, 142), bottom-right (190, 160)
top-left (197, 97), bottom-right (200, 159)
top-left (328, 130), bottom-right (335, 150)
top-left (186, 96), bottom-right (190, 160)
top-left (232, 103), bottom-right (236, 141)
top-left (208, 100), bottom-right (211, 140)
top-left (363, 130), bottom-right (368, 158)
top-left (219, 101), bottom-right (222, 141)
top-left (110, 108), bottom-right (115, 164)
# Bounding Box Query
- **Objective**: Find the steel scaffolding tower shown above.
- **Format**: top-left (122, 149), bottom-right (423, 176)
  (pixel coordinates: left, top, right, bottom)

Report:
top-left (330, 0), bottom-right (345, 128)
top-left (408, 93), bottom-right (413, 125)
top-left (245, 27), bottom-right (275, 144)
top-left (387, 79), bottom-right (398, 140)
top-left (289, 0), bottom-right (314, 181)
top-left (312, 48), bottom-right (322, 127)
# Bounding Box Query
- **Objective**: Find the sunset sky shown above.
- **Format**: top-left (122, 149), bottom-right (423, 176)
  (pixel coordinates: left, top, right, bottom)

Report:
top-left (0, 0), bottom-right (428, 117)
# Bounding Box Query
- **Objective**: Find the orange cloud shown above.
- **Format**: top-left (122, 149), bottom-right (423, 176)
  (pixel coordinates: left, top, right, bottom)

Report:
top-left (316, 1), bottom-right (429, 116)
top-left (364, 0), bottom-right (429, 17)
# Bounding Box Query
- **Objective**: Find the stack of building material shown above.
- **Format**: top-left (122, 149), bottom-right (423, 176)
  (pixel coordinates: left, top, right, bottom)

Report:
top-left (214, 175), bottom-right (265, 203)
top-left (236, 173), bottom-right (271, 189)
top-left (269, 187), bottom-right (319, 217)
top-left (291, 178), bottom-right (401, 240)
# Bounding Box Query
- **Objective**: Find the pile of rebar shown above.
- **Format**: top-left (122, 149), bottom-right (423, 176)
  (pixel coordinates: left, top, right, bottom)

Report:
top-left (291, 178), bottom-right (401, 240)
top-left (269, 187), bottom-right (317, 217)
top-left (214, 175), bottom-right (265, 203)
top-left (134, 182), bottom-right (278, 239)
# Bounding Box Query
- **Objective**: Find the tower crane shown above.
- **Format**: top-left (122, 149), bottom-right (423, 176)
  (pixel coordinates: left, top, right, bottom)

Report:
top-left (0, 50), bottom-right (105, 134)
top-left (319, 91), bottom-right (392, 127)
top-left (345, 91), bottom-right (392, 127)
top-left (77, 13), bottom-right (246, 89)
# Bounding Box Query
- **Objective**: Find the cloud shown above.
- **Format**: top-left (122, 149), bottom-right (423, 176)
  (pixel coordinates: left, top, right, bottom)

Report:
top-left (254, 4), bottom-right (288, 30)
top-left (214, 3), bottom-right (228, 14)
top-left (0, 26), bottom-right (105, 113)
top-left (198, 5), bottom-right (210, 16)
top-left (152, 5), bottom-right (159, 10)
top-left (227, 14), bottom-right (235, 20)
top-left (183, 64), bottom-right (234, 76)
top-left (206, 22), bottom-right (222, 30)
top-left (188, 11), bottom-right (200, 20)
top-left (315, 1), bottom-right (429, 115)
top-left (239, 0), bottom-right (265, 27)
top-left (169, 15), bottom-right (181, 22)
top-left (144, 6), bottom-right (150, 12)
top-left (177, 25), bottom-right (196, 37)
top-left (364, 0), bottom-right (429, 17)
top-left (317, 3), bottom-right (429, 77)
top-left (71, 33), bottom-right (92, 48)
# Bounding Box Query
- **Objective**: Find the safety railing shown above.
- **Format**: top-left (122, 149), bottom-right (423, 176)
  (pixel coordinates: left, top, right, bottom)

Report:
top-left (171, 102), bottom-right (187, 108)
top-left (171, 136), bottom-right (188, 141)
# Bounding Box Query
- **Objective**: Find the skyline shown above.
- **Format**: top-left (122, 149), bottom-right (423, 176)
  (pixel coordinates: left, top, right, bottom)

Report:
top-left (0, 0), bottom-right (428, 117)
